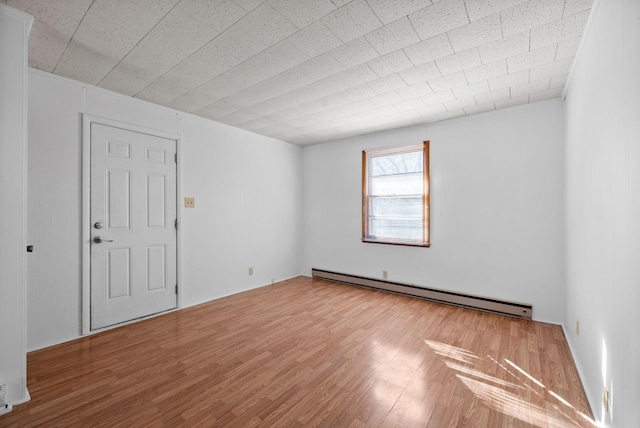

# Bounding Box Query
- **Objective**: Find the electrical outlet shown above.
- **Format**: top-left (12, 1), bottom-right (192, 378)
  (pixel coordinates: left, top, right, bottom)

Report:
top-left (248, 267), bottom-right (253, 276)
top-left (576, 320), bottom-right (580, 335)
top-left (184, 197), bottom-right (195, 208)
top-left (603, 386), bottom-right (610, 412)
top-left (382, 270), bottom-right (388, 280)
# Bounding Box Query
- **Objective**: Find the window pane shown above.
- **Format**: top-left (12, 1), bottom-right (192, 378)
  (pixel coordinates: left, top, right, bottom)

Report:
top-left (371, 151), bottom-right (423, 176)
top-left (370, 197), bottom-right (423, 217)
top-left (370, 218), bottom-right (423, 241)
top-left (370, 172), bottom-right (423, 195)
top-left (362, 141), bottom-right (429, 246)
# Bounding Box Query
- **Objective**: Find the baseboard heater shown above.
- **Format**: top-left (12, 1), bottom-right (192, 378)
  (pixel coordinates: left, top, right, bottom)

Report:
top-left (311, 268), bottom-right (532, 320)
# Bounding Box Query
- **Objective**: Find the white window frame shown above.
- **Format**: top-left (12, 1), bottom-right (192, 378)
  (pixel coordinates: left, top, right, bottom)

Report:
top-left (362, 141), bottom-right (430, 247)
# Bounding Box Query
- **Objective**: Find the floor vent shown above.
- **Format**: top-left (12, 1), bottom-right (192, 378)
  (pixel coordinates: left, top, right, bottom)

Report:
top-left (311, 268), bottom-right (532, 320)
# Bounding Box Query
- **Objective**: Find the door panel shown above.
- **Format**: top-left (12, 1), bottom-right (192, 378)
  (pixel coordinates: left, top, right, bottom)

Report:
top-left (106, 248), bottom-right (131, 299)
top-left (90, 123), bottom-right (177, 330)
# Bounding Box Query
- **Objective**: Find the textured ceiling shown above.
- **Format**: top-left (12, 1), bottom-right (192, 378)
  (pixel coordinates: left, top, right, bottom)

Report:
top-left (9, 0), bottom-right (592, 146)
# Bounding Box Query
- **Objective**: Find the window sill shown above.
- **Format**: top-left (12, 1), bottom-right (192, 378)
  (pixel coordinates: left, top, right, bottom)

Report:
top-left (362, 239), bottom-right (430, 248)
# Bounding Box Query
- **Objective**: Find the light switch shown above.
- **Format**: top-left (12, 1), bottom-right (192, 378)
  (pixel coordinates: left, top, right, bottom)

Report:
top-left (184, 197), bottom-right (195, 208)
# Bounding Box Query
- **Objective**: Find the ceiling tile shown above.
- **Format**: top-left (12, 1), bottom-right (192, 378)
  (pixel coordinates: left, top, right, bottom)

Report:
top-left (444, 95), bottom-right (477, 111)
top-left (338, 63), bottom-right (380, 86)
top-left (529, 86), bottom-right (562, 102)
top-left (549, 73), bottom-right (568, 89)
top-left (452, 80), bottom-right (490, 98)
top-left (394, 97), bottom-right (426, 112)
top-left (287, 21), bottom-right (343, 57)
top-left (412, 113), bottom-right (441, 126)
top-left (240, 116), bottom-right (278, 131)
top-left (218, 108), bottom-right (260, 126)
top-left (269, 75), bottom-right (348, 110)
top-left (330, 36), bottom-right (380, 68)
top-left (55, 0), bottom-right (180, 85)
top-left (555, 36), bottom-right (582, 60)
top-left (463, 0), bottom-right (529, 21)
top-left (415, 103), bottom-right (447, 116)
top-left (404, 34), bottom-right (454, 66)
top-left (465, 102), bottom-right (495, 115)
top-left (235, 2), bottom-right (299, 46)
top-left (321, 0), bottom-right (383, 43)
top-left (495, 93), bottom-right (529, 108)
top-left (367, 50), bottom-right (414, 77)
top-left (169, 90), bottom-right (221, 113)
top-left (474, 87), bottom-right (510, 104)
top-left (369, 91), bottom-right (404, 106)
top-left (422, 89), bottom-right (456, 105)
top-left (341, 85), bottom-right (378, 102)
top-left (464, 60), bottom-right (507, 83)
top-left (409, 0), bottom-right (469, 40)
top-left (268, 0), bottom-right (336, 28)
top-left (367, 0), bottom-right (433, 24)
top-left (233, 0), bottom-right (264, 12)
top-left (9, 0), bottom-right (93, 72)
top-left (369, 104), bottom-right (400, 117)
top-left (436, 48), bottom-right (482, 75)
top-left (530, 10), bottom-right (590, 50)
top-left (234, 40), bottom-right (309, 85)
top-left (367, 74), bottom-right (408, 94)
top-left (428, 71), bottom-right (468, 92)
top-left (100, 0), bottom-right (248, 96)
top-left (195, 100), bottom-right (243, 119)
top-left (437, 109), bottom-right (467, 120)
top-left (11, 0), bottom-right (593, 145)
top-left (501, 0), bottom-right (564, 37)
top-left (478, 31), bottom-right (530, 64)
top-left (396, 82), bottom-right (434, 99)
top-left (399, 61), bottom-right (442, 85)
top-left (510, 78), bottom-right (550, 97)
top-left (506, 44), bottom-right (556, 73)
top-left (465, 59), bottom-right (507, 83)
top-left (563, 0), bottom-right (592, 17)
top-left (330, 0), bottom-right (351, 8)
top-left (529, 57), bottom-right (574, 81)
top-left (233, 53), bottom-right (344, 106)
top-left (365, 17), bottom-right (421, 56)
top-left (135, 24), bottom-right (265, 104)
top-left (447, 14), bottom-right (503, 52)
top-left (488, 69), bottom-right (529, 90)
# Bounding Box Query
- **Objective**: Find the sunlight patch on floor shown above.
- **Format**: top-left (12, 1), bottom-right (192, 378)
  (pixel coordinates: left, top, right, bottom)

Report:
top-left (424, 339), bottom-right (597, 427)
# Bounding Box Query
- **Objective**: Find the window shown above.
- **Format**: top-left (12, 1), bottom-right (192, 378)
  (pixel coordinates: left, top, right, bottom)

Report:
top-left (362, 141), bottom-right (430, 247)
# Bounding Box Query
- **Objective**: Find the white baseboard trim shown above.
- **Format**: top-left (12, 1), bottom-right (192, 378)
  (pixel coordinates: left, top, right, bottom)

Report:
top-left (0, 387), bottom-right (30, 416)
top-left (561, 324), bottom-right (599, 425)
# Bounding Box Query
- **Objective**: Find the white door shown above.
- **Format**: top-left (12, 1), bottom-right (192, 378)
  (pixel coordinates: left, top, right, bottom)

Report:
top-left (90, 123), bottom-right (177, 330)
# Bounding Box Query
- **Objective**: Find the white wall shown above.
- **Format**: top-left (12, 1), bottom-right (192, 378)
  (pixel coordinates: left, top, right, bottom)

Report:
top-left (564, 0), bottom-right (640, 425)
top-left (27, 69), bottom-right (302, 351)
top-left (0, 4), bottom-right (32, 408)
top-left (302, 100), bottom-right (565, 323)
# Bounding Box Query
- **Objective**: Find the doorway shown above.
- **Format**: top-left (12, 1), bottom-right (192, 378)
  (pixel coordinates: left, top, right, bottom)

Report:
top-left (83, 117), bottom-right (180, 331)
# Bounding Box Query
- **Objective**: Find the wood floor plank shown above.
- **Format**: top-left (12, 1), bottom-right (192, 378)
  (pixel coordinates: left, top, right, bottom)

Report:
top-left (1, 276), bottom-right (595, 427)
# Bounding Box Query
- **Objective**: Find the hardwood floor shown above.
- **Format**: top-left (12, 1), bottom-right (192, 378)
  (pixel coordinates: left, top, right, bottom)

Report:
top-left (2, 276), bottom-right (594, 427)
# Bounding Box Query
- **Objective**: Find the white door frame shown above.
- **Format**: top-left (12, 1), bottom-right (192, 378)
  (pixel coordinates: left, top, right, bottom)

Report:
top-left (81, 114), bottom-right (183, 335)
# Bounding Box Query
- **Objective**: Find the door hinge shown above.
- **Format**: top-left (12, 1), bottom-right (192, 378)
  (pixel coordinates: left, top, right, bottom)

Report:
top-left (175, 284), bottom-right (178, 294)
top-left (175, 219), bottom-right (178, 229)
top-left (174, 153), bottom-right (177, 163)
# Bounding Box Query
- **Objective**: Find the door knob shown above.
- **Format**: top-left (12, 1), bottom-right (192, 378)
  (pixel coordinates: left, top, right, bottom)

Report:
top-left (93, 236), bottom-right (113, 244)
top-left (94, 222), bottom-right (104, 229)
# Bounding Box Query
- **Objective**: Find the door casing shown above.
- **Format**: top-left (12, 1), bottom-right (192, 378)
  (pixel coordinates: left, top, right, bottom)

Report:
top-left (82, 114), bottom-right (183, 335)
